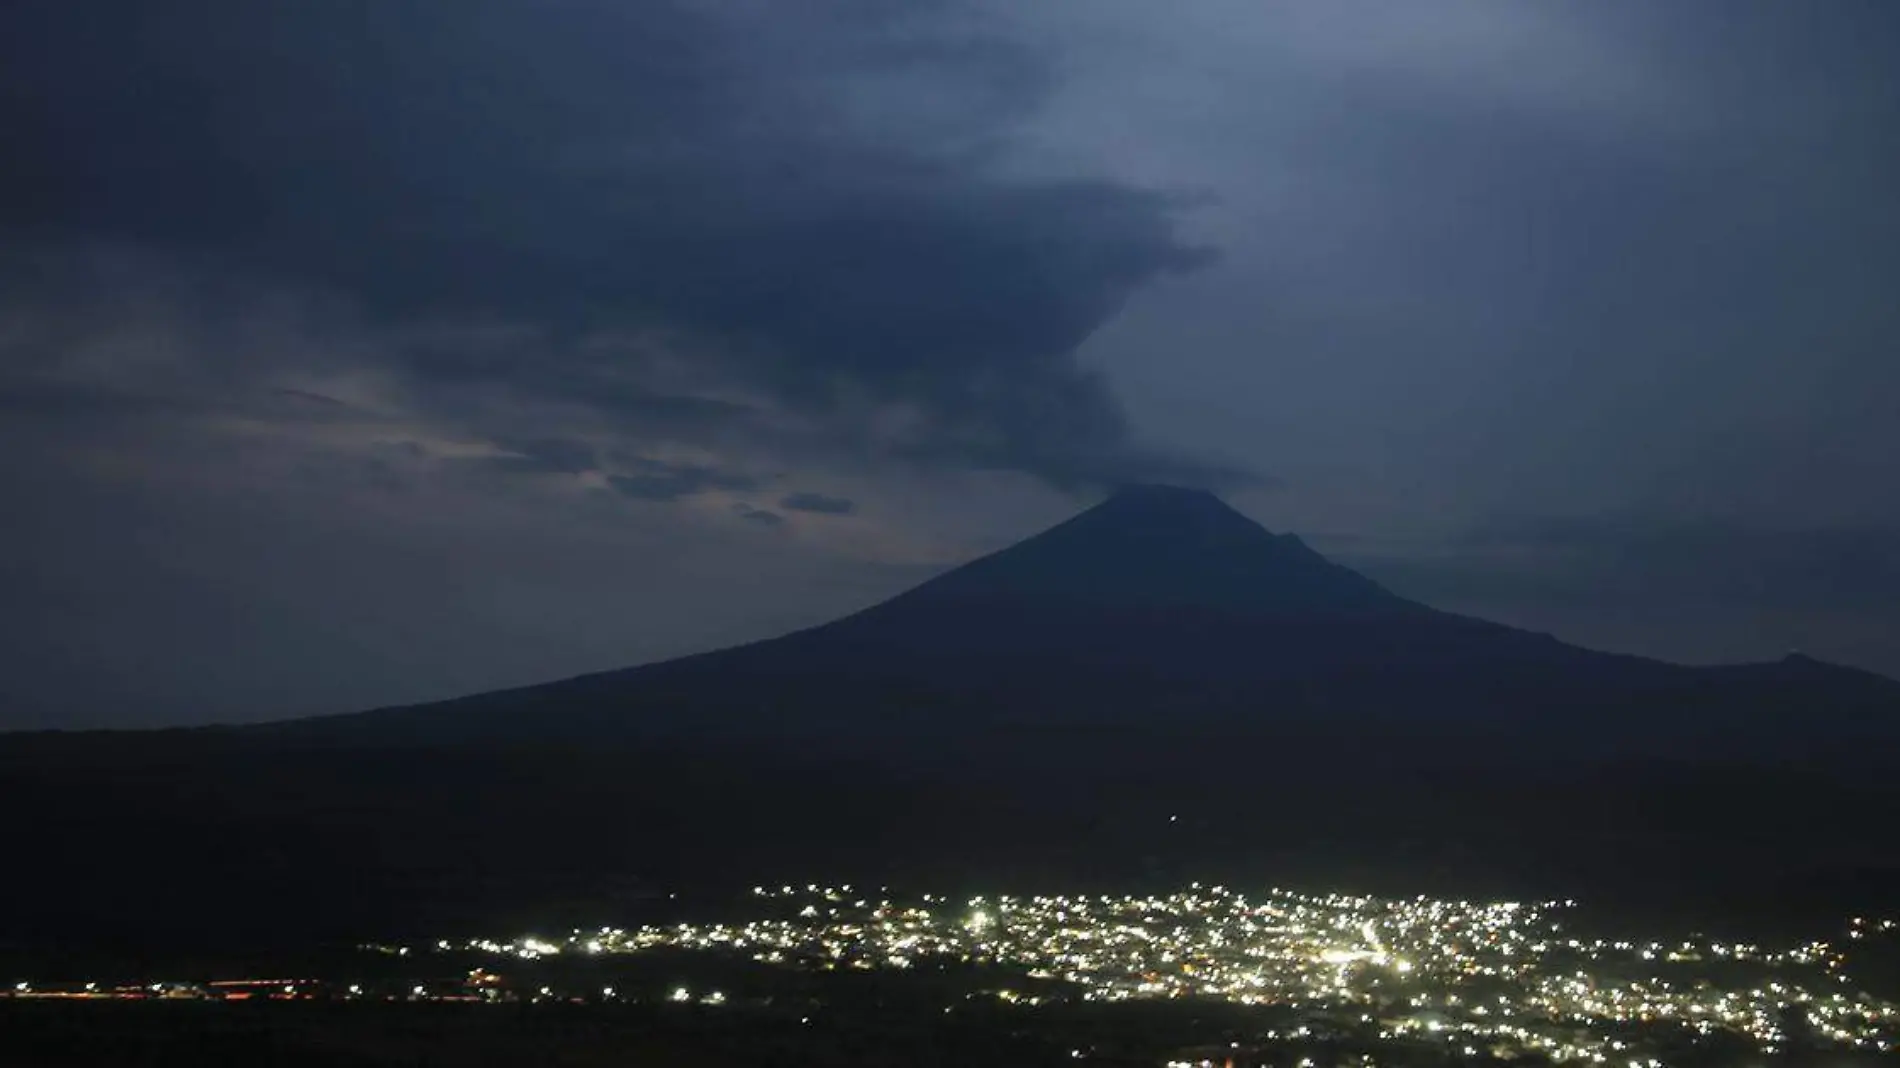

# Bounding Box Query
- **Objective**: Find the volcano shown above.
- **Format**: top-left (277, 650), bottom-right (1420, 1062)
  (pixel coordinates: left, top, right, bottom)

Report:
top-left (275, 484), bottom-right (1897, 760)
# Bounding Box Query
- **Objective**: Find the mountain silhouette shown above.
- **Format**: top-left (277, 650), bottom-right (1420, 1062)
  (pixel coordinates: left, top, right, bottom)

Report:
top-left (274, 484), bottom-right (1897, 759)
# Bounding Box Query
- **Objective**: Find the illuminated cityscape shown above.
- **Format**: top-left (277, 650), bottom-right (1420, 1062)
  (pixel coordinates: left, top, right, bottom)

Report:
top-left (7, 885), bottom-right (1899, 1065)
top-left (448, 884), bottom-right (1898, 1064)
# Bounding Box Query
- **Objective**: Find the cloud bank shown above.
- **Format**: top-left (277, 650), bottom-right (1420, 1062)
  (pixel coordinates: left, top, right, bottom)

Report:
top-left (0, 0), bottom-right (1233, 491)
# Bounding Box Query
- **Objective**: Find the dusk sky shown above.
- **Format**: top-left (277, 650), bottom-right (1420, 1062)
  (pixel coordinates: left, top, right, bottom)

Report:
top-left (3, 1), bottom-right (1897, 728)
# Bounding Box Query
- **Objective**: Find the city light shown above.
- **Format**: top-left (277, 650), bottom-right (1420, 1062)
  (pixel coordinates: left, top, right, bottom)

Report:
top-left (451, 883), bottom-right (1898, 1063)
top-left (8, 883), bottom-right (1896, 1065)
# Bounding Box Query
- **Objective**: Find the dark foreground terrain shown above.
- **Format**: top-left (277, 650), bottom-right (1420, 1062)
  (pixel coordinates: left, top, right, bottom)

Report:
top-left (0, 1003), bottom-right (1768, 1068)
top-left (0, 1001), bottom-right (1468, 1068)
top-left (6, 723), bottom-right (1900, 955)
top-left (0, 999), bottom-right (1109, 1068)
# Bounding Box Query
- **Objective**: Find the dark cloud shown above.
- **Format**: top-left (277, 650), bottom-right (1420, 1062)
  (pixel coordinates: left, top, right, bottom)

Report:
top-left (607, 461), bottom-right (761, 503)
top-left (0, 0), bottom-right (1226, 488)
top-left (735, 505), bottom-right (788, 529)
top-left (1055, 1), bottom-right (1900, 523)
top-left (273, 388), bottom-right (350, 409)
top-left (780, 492), bottom-right (857, 516)
top-left (468, 438), bottom-right (598, 477)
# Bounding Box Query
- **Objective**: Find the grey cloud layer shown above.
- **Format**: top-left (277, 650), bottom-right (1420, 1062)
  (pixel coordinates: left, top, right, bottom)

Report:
top-left (0, 0), bottom-right (1226, 488)
top-left (607, 462), bottom-right (759, 503)
top-left (781, 492), bottom-right (858, 516)
top-left (1043, 0), bottom-right (1900, 522)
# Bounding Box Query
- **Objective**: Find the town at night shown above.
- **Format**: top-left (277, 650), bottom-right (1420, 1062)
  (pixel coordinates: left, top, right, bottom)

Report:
top-left (9, 885), bottom-right (1899, 1066)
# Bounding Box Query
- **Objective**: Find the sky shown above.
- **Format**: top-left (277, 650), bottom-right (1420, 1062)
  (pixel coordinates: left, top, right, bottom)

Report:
top-left (2, 1), bottom-right (1897, 728)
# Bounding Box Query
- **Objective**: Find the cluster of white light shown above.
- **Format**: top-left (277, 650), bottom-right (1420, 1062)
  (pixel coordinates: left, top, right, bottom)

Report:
top-left (463, 886), bottom-right (1899, 1064)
